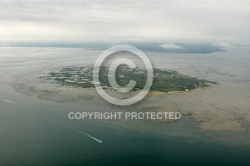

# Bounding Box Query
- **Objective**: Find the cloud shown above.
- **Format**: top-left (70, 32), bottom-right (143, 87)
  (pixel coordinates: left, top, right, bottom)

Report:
top-left (0, 42), bottom-right (14, 47)
top-left (160, 43), bottom-right (183, 50)
top-left (0, 0), bottom-right (249, 44)
top-left (212, 41), bottom-right (235, 48)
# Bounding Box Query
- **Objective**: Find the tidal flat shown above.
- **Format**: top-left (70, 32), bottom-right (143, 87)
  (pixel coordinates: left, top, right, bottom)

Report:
top-left (1, 47), bottom-right (250, 165)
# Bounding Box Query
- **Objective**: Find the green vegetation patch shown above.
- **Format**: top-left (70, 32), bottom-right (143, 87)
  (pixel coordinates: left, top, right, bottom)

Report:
top-left (41, 66), bottom-right (217, 92)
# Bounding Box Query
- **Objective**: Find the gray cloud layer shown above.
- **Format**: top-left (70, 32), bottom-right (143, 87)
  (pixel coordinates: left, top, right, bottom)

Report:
top-left (0, 0), bottom-right (249, 44)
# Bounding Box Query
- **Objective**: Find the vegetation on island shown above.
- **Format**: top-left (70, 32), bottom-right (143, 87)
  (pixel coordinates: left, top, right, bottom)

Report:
top-left (41, 66), bottom-right (217, 92)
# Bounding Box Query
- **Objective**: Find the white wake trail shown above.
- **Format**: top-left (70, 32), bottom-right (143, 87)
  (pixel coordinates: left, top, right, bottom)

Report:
top-left (4, 99), bottom-right (20, 105)
top-left (67, 127), bottom-right (102, 143)
top-left (83, 133), bottom-right (103, 143)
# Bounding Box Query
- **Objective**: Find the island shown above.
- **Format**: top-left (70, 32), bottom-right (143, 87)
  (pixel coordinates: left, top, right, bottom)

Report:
top-left (40, 66), bottom-right (217, 92)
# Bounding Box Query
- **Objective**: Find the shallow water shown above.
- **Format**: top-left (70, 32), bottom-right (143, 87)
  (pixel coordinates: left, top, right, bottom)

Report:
top-left (0, 47), bottom-right (250, 165)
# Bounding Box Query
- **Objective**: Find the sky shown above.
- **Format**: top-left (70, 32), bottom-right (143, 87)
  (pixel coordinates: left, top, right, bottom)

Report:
top-left (0, 0), bottom-right (249, 44)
